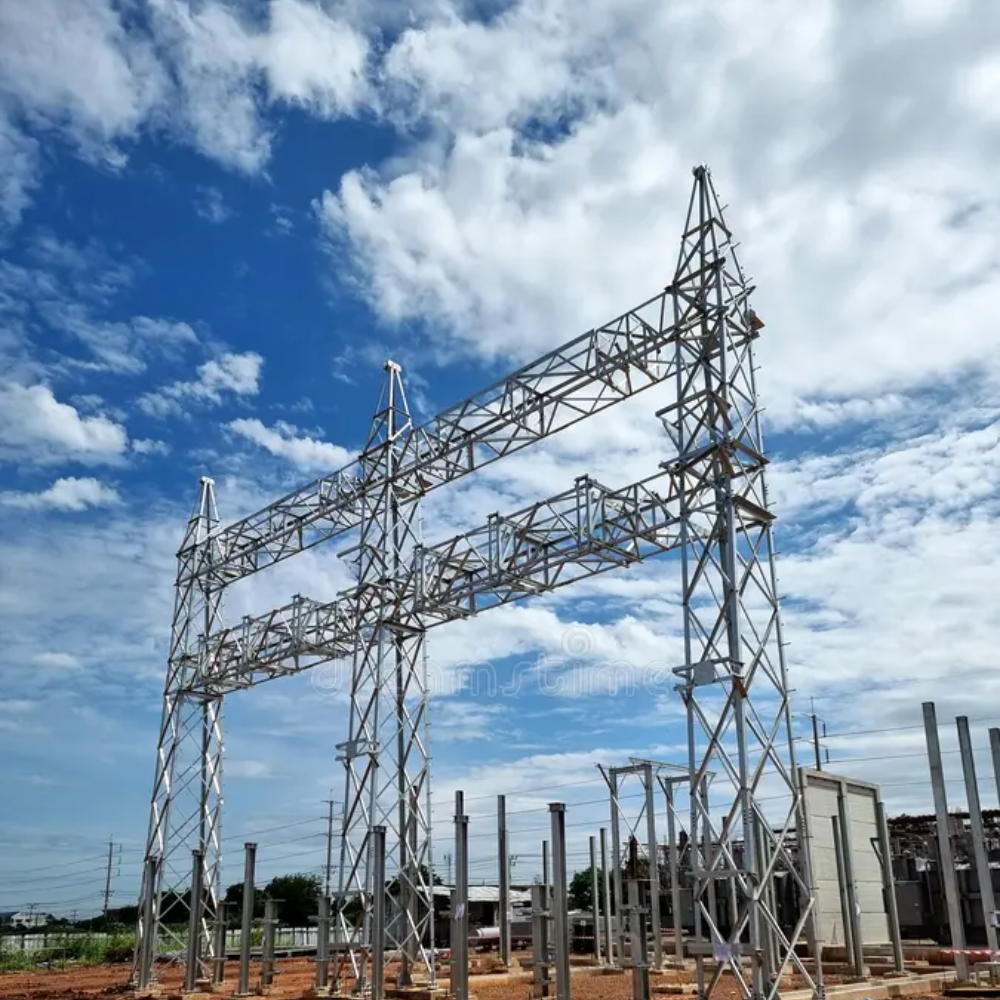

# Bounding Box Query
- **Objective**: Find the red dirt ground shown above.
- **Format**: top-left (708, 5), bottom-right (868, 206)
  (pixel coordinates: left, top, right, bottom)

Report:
top-left (0, 956), bottom-right (945, 1000)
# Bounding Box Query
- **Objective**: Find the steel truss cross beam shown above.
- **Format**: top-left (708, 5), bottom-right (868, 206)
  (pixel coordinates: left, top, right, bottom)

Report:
top-left (134, 166), bottom-right (815, 1000)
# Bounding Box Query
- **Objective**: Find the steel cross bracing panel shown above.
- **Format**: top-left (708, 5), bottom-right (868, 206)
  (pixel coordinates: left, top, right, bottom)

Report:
top-left (182, 295), bottom-right (687, 588)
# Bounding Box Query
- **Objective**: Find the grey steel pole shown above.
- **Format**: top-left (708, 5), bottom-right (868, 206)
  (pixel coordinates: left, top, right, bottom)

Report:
top-left (589, 836), bottom-right (601, 964)
top-left (499, 795), bottom-right (511, 966)
top-left (663, 784), bottom-right (682, 963)
top-left (185, 849), bottom-right (205, 992)
top-left (642, 764), bottom-right (662, 968)
top-left (549, 804), bottom-right (571, 1000)
top-left (874, 799), bottom-right (905, 973)
top-left (543, 839), bottom-right (550, 898)
top-left (372, 827), bottom-right (386, 1000)
top-left (212, 902), bottom-right (228, 984)
top-left (957, 716), bottom-right (998, 950)
top-left (923, 702), bottom-right (969, 981)
top-left (315, 895), bottom-right (330, 992)
top-left (137, 855), bottom-right (158, 989)
top-left (238, 842), bottom-right (257, 996)
top-left (600, 827), bottom-right (614, 966)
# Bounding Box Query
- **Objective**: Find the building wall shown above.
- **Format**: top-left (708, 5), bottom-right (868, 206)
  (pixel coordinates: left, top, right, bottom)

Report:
top-left (803, 769), bottom-right (890, 947)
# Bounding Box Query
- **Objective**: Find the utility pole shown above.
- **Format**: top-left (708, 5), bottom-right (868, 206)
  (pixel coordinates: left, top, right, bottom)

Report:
top-left (811, 715), bottom-right (822, 771)
top-left (324, 797), bottom-right (337, 898)
top-left (102, 839), bottom-right (115, 920)
top-left (444, 853), bottom-right (453, 885)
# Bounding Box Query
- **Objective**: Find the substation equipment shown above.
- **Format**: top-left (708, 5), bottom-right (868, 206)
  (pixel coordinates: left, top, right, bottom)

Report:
top-left (131, 165), bottom-right (819, 1000)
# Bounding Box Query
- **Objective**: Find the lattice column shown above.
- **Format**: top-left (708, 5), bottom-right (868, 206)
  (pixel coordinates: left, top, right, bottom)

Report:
top-left (335, 362), bottom-right (434, 990)
top-left (134, 477), bottom-right (226, 985)
top-left (661, 166), bottom-right (816, 1000)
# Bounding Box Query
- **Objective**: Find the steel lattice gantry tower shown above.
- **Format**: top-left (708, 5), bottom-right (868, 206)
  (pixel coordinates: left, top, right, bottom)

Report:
top-left (136, 478), bottom-right (226, 984)
top-left (133, 165), bottom-right (817, 1000)
top-left (334, 362), bottom-right (434, 990)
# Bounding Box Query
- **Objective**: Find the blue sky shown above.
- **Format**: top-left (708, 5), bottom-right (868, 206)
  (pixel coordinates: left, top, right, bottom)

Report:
top-left (3, 0), bottom-right (1000, 918)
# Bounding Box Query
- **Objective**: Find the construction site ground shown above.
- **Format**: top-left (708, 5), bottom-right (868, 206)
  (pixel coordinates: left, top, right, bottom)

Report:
top-left (0, 952), bottom-right (953, 1000)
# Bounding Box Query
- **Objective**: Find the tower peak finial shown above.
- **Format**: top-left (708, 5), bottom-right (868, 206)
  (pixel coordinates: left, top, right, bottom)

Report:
top-left (384, 358), bottom-right (401, 374)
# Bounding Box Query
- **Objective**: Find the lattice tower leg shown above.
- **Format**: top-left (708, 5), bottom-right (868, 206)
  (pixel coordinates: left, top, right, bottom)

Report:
top-left (335, 363), bottom-right (434, 990)
top-left (133, 477), bottom-right (226, 986)
top-left (663, 167), bottom-right (815, 1000)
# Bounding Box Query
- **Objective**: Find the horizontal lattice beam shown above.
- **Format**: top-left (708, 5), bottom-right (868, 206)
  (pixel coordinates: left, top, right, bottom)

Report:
top-left (191, 471), bottom-right (687, 696)
top-left (185, 291), bottom-right (700, 588)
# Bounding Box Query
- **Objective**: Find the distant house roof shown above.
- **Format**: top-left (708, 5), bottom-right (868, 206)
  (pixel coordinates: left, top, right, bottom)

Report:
top-left (432, 886), bottom-right (532, 905)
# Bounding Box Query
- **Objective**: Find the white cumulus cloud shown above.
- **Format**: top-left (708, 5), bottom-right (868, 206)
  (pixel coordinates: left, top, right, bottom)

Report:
top-left (228, 418), bottom-right (353, 471)
top-left (0, 383), bottom-right (128, 465)
top-left (0, 477), bottom-right (121, 511)
top-left (138, 351), bottom-right (263, 417)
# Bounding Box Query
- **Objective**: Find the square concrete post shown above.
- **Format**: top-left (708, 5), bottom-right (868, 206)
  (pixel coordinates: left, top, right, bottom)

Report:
top-left (754, 819), bottom-right (775, 984)
top-left (989, 728), bottom-right (1000, 807)
top-left (589, 836), bottom-right (601, 964)
top-left (452, 791), bottom-right (469, 1000)
top-left (609, 774), bottom-right (626, 964)
top-left (212, 902), bottom-right (228, 985)
top-left (137, 855), bottom-right (159, 988)
top-left (372, 826), bottom-right (386, 1000)
top-left (838, 790), bottom-right (866, 975)
top-left (663, 782), bottom-right (683, 963)
top-left (237, 842), bottom-right (257, 996)
top-left (957, 716), bottom-right (998, 951)
top-left (626, 838), bottom-right (650, 1000)
top-left (830, 813), bottom-right (857, 973)
top-left (600, 827), bottom-right (614, 966)
top-left (259, 898), bottom-right (278, 992)
top-left (543, 840), bottom-right (550, 901)
top-left (795, 767), bottom-right (826, 1000)
top-left (923, 702), bottom-right (969, 981)
top-left (185, 849), bottom-right (205, 993)
top-left (499, 795), bottom-right (511, 966)
top-left (874, 799), bottom-right (905, 973)
top-left (642, 764), bottom-right (662, 968)
top-left (550, 804), bottom-right (571, 1000)
top-left (315, 895), bottom-right (330, 992)
top-left (531, 883), bottom-right (551, 998)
